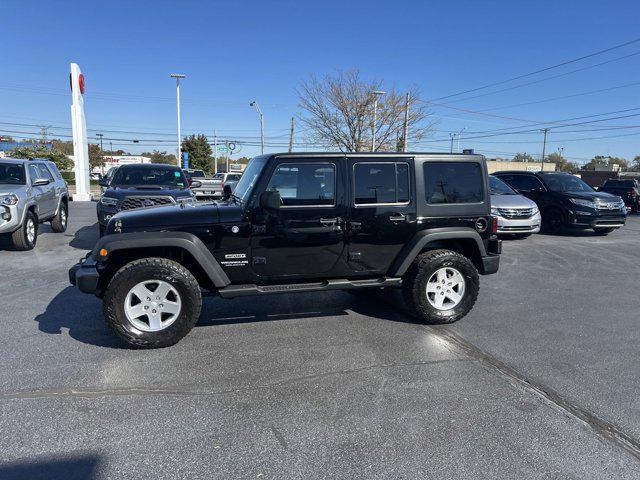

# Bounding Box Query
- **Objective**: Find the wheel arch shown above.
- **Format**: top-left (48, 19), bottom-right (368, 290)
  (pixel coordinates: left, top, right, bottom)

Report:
top-left (389, 228), bottom-right (487, 276)
top-left (94, 232), bottom-right (230, 292)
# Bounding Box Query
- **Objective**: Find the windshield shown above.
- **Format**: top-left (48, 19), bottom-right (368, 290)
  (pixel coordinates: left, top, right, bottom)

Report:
top-left (112, 167), bottom-right (187, 188)
top-left (0, 163), bottom-right (26, 185)
top-left (232, 157), bottom-right (268, 202)
top-left (543, 174), bottom-right (594, 193)
top-left (489, 175), bottom-right (516, 195)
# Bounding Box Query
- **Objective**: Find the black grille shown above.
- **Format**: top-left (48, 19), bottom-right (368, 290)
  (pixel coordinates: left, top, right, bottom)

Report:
top-left (120, 196), bottom-right (174, 210)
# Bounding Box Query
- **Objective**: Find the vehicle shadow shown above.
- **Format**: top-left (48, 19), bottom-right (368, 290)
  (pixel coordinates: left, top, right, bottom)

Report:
top-left (0, 453), bottom-right (101, 480)
top-left (69, 223), bottom-right (99, 250)
top-left (34, 286), bottom-right (126, 349)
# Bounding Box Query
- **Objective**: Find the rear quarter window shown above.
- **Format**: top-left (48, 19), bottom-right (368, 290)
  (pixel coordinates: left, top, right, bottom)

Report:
top-left (423, 162), bottom-right (483, 204)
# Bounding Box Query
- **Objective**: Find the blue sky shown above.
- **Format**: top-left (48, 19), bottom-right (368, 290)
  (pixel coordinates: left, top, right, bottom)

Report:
top-left (2, 0), bottom-right (639, 164)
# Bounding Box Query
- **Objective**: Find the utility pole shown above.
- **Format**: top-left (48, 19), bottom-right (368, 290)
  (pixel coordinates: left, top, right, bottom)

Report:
top-left (289, 116), bottom-right (295, 152)
top-left (402, 93), bottom-right (410, 152)
top-left (96, 133), bottom-right (104, 152)
top-left (541, 128), bottom-right (549, 171)
top-left (109, 141), bottom-right (113, 152)
top-left (225, 140), bottom-right (229, 173)
top-left (170, 73), bottom-right (186, 166)
top-left (250, 101), bottom-right (264, 155)
top-left (371, 90), bottom-right (386, 151)
top-left (449, 133), bottom-right (455, 153)
top-left (213, 130), bottom-right (218, 174)
top-left (39, 125), bottom-right (51, 143)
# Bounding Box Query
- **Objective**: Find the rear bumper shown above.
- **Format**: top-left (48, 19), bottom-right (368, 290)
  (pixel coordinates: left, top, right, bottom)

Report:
top-left (69, 257), bottom-right (100, 294)
top-left (480, 237), bottom-right (501, 275)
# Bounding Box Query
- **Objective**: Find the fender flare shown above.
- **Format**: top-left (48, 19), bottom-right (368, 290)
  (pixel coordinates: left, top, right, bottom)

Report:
top-left (388, 227), bottom-right (487, 276)
top-left (93, 231), bottom-right (231, 288)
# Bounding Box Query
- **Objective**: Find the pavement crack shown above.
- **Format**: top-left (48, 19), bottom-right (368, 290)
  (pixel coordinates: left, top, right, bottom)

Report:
top-left (428, 326), bottom-right (640, 462)
top-left (0, 358), bottom-right (469, 402)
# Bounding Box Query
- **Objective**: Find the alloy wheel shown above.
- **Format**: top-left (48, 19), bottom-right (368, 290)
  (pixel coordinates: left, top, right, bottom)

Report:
top-left (124, 280), bottom-right (182, 332)
top-left (426, 267), bottom-right (466, 310)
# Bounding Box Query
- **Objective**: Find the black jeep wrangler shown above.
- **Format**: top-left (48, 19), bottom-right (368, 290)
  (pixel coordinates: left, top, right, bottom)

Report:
top-left (70, 152), bottom-right (501, 348)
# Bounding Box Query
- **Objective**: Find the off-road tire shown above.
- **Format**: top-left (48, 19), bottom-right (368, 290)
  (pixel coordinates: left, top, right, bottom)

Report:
top-left (402, 249), bottom-right (479, 324)
top-left (103, 257), bottom-right (202, 348)
top-left (51, 202), bottom-right (68, 233)
top-left (11, 211), bottom-right (38, 251)
top-left (593, 227), bottom-right (615, 235)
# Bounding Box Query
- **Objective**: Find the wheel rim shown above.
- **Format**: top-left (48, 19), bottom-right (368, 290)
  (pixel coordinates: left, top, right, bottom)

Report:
top-left (124, 280), bottom-right (182, 332)
top-left (426, 267), bottom-right (466, 311)
top-left (26, 219), bottom-right (36, 243)
top-left (61, 208), bottom-right (67, 227)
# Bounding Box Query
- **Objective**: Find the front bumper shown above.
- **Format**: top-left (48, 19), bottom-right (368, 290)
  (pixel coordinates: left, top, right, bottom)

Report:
top-left (69, 256), bottom-right (100, 295)
top-left (495, 212), bottom-right (541, 235)
top-left (0, 204), bottom-right (22, 234)
top-left (568, 209), bottom-right (626, 229)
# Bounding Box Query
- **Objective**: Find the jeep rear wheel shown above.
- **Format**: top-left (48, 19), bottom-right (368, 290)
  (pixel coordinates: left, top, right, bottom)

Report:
top-left (103, 258), bottom-right (202, 348)
top-left (402, 249), bottom-right (479, 324)
top-left (11, 211), bottom-right (38, 251)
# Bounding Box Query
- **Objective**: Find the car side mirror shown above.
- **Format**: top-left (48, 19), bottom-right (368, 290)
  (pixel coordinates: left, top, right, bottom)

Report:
top-left (98, 178), bottom-right (109, 187)
top-left (32, 178), bottom-right (50, 187)
top-left (190, 180), bottom-right (202, 189)
top-left (260, 190), bottom-right (281, 210)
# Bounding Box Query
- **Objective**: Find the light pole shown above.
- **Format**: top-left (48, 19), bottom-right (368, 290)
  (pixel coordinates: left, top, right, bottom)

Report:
top-left (370, 90), bottom-right (386, 151)
top-left (249, 100), bottom-right (264, 155)
top-left (449, 133), bottom-right (455, 153)
top-left (457, 127), bottom-right (466, 152)
top-left (170, 73), bottom-right (186, 166)
top-left (96, 133), bottom-right (104, 174)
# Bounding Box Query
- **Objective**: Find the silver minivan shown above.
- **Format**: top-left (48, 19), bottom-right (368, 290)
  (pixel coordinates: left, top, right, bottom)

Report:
top-left (489, 175), bottom-right (541, 237)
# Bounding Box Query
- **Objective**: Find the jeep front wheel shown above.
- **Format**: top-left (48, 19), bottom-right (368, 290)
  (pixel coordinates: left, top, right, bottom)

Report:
top-left (402, 249), bottom-right (479, 324)
top-left (103, 258), bottom-right (202, 348)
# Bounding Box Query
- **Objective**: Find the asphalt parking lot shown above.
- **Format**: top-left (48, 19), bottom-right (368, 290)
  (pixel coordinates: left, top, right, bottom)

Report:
top-left (1, 201), bottom-right (639, 479)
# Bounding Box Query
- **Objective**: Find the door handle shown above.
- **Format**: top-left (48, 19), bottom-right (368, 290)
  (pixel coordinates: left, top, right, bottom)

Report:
top-left (389, 214), bottom-right (407, 222)
top-left (319, 217), bottom-right (340, 225)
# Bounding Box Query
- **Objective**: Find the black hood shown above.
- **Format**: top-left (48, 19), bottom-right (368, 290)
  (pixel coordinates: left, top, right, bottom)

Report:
top-left (105, 185), bottom-right (193, 199)
top-left (558, 190), bottom-right (619, 201)
top-left (106, 201), bottom-right (245, 233)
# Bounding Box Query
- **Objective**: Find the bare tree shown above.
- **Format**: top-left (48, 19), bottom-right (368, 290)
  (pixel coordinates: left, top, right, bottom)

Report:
top-left (296, 70), bottom-right (435, 152)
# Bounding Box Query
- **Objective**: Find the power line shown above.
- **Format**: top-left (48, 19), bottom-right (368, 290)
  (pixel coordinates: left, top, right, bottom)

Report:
top-left (430, 37), bottom-right (640, 101)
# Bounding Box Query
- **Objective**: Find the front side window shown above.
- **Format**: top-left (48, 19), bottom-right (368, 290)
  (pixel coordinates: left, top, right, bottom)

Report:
top-left (424, 162), bottom-right (483, 204)
top-left (354, 162), bottom-right (410, 205)
top-left (266, 163), bottom-right (335, 207)
top-left (36, 163), bottom-right (54, 182)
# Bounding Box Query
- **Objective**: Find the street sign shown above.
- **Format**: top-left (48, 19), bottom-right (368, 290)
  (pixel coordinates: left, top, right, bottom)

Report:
top-left (183, 151), bottom-right (189, 169)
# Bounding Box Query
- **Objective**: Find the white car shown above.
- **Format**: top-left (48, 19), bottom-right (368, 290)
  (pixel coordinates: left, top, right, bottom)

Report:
top-left (489, 175), bottom-right (541, 237)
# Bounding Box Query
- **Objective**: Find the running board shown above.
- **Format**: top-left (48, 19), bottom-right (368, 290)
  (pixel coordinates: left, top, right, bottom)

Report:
top-left (218, 277), bottom-right (402, 298)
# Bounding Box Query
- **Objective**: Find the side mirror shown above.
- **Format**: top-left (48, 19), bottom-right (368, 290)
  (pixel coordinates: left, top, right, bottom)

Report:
top-left (98, 178), bottom-right (109, 187)
top-left (32, 178), bottom-right (50, 187)
top-left (260, 190), bottom-right (281, 210)
top-left (190, 180), bottom-right (202, 189)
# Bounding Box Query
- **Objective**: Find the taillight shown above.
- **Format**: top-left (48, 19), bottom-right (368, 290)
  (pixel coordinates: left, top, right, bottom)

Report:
top-left (188, 178), bottom-right (193, 187)
top-left (631, 188), bottom-right (637, 197)
top-left (491, 216), bottom-right (498, 234)
top-left (221, 181), bottom-right (225, 188)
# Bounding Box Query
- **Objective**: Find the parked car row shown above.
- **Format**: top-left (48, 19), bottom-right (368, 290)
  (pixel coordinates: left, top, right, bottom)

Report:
top-left (491, 171), bottom-right (627, 237)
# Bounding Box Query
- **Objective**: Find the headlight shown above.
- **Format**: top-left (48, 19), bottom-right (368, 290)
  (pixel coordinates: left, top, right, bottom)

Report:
top-left (176, 196), bottom-right (195, 203)
top-left (531, 206), bottom-right (539, 215)
top-left (100, 196), bottom-right (118, 206)
top-left (569, 198), bottom-right (596, 208)
top-left (490, 207), bottom-right (499, 215)
top-left (0, 194), bottom-right (18, 206)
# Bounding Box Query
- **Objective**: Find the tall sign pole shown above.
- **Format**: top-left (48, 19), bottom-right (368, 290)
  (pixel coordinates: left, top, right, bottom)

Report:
top-left (70, 63), bottom-right (91, 201)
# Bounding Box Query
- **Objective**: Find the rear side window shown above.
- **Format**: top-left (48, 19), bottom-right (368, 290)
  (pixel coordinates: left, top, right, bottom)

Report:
top-left (499, 174), bottom-right (545, 192)
top-left (424, 162), bottom-right (483, 204)
top-left (266, 163), bottom-right (335, 207)
top-left (354, 162), bottom-right (410, 205)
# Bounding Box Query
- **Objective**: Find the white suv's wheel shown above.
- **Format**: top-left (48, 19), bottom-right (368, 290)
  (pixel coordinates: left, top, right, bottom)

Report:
top-left (11, 211), bottom-right (38, 250)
